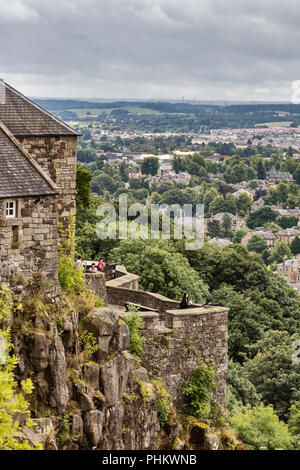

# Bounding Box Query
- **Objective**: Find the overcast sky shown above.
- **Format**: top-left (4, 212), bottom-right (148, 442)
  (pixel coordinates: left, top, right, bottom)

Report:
top-left (1, 0), bottom-right (300, 101)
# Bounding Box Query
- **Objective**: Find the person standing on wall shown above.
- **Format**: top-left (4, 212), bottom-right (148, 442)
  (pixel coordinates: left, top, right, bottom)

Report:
top-left (97, 258), bottom-right (106, 272)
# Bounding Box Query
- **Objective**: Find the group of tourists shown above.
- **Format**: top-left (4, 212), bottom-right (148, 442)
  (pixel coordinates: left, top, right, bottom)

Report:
top-left (76, 256), bottom-right (192, 308)
top-left (75, 256), bottom-right (106, 273)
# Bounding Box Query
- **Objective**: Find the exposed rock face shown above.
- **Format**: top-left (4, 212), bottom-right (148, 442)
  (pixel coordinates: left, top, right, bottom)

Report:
top-left (84, 410), bottom-right (104, 447)
top-left (101, 354), bottom-right (130, 407)
top-left (12, 301), bottom-right (228, 450)
top-left (31, 333), bottom-right (50, 371)
top-left (12, 304), bottom-right (163, 450)
top-left (49, 336), bottom-right (69, 414)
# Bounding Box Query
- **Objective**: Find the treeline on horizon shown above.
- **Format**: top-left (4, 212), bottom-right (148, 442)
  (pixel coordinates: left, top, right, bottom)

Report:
top-left (34, 98), bottom-right (300, 116)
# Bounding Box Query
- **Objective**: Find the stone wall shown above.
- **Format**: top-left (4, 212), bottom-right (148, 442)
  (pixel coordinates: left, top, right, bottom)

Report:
top-left (13, 306), bottom-right (160, 450)
top-left (84, 272), bottom-right (108, 304)
top-left (18, 135), bottom-right (77, 228)
top-left (84, 266), bottom-right (228, 413)
top-left (0, 195), bottom-right (59, 290)
top-left (107, 286), bottom-right (180, 314)
top-left (141, 306), bottom-right (228, 410)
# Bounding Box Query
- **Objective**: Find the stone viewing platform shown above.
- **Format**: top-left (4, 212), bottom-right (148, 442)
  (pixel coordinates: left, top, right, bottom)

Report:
top-left (83, 264), bottom-right (228, 409)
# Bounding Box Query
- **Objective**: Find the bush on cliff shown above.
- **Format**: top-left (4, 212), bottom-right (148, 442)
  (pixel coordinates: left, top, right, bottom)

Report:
top-left (0, 284), bottom-right (40, 450)
top-left (58, 216), bottom-right (85, 294)
top-left (123, 310), bottom-right (145, 356)
top-left (230, 404), bottom-right (293, 450)
top-left (182, 363), bottom-right (216, 420)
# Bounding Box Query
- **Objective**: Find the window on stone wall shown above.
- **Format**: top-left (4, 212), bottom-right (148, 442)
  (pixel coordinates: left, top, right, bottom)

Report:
top-left (6, 200), bottom-right (17, 218)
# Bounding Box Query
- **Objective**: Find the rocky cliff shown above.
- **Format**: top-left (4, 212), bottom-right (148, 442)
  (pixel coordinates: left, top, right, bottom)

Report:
top-left (7, 275), bottom-right (239, 451)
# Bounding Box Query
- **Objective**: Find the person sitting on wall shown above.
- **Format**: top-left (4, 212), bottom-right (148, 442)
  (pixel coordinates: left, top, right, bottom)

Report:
top-left (180, 292), bottom-right (190, 309)
top-left (89, 263), bottom-right (97, 272)
top-left (97, 258), bottom-right (106, 272)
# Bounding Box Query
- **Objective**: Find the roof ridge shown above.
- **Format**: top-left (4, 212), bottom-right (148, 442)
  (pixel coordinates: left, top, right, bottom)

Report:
top-left (0, 119), bottom-right (58, 193)
top-left (4, 82), bottom-right (79, 136)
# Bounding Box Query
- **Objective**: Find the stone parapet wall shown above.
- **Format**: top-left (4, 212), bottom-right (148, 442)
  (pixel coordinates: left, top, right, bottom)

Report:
top-left (141, 306), bottom-right (228, 410)
top-left (107, 286), bottom-right (180, 315)
top-left (84, 272), bottom-right (108, 304)
top-left (106, 272), bottom-right (139, 290)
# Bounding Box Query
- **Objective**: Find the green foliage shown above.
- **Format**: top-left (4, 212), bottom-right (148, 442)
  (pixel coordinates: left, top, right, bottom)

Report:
top-left (58, 215), bottom-right (85, 294)
top-left (76, 164), bottom-right (93, 208)
top-left (141, 156), bottom-right (159, 176)
top-left (230, 404), bottom-right (294, 450)
top-left (182, 363), bottom-right (216, 420)
top-left (223, 156), bottom-right (256, 184)
top-left (246, 206), bottom-right (278, 229)
top-left (257, 160), bottom-right (266, 180)
top-left (243, 330), bottom-right (300, 420)
top-left (268, 241), bottom-right (292, 264)
top-left (0, 284), bottom-right (40, 450)
top-left (233, 229), bottom-right (248, 244)
top-left (110, 239), bottom-right (209, 304)
top-left (277, 216), bottom-right (298, 229)
top-left (288, 402), bottom-right (300, 436)
top-left (56, 413), bottom-right (78, 444)
top-left (220, 213), bottom-right (234, 240)
top-left (123, 310), bottom-right (145, 356)
top-left (290, 235), bottom-right (300, 255)
top-left (206, 220), bottom-right (221, 239)
top-left (79, 330), bottom-right (99, 360)
top-left (151, 377), bottom-right (171, 427)
top-left (236, 193), bottom-right (252, 216)
top-left (226, 360), bottom-right (261, 415)
top-left (56, 317), bottom-right (64, 335)
top-left (247, 234), bottom-right (268, 254)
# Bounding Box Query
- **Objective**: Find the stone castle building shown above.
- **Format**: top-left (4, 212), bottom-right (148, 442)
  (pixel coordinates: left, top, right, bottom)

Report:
top-left (0, 82), bottom-right (79, 287)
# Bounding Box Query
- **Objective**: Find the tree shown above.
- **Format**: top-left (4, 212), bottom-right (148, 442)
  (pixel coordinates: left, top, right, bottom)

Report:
top-left (269, 241), bottom-right (292, 264)
top-left (233, 229), bottom-right (248, 244)
top-left (295, 168), bottom-right (300, 185)
top-left (230, 404), bottom-right (293, 450)
top-left (141, 157), bottom-right (159, 176)
top-left (247, 234), bottom-right (268, 254)
top-left (109, 239), bottom-right (209, 304)
top-left (244, 330), bottom-right (300, 420)
top-left (246, 207), bottom-right (278, 229)
top-left (227, 360), bottom-right (261, 410)
top-left (220, 214), bottom-right (234, 240)
top-left (236, 193), bottom-right (252, 216)
top-left (277, 216), bottom-right (298, 229)
top-left (76, 164), bottom-right (93, 208)
top-left (95, 173), bottom-right (118, 194)
top-left (206, 220), bottom-right (221, 239)
top-left (288, 402), bottom-right (300, 436)
top-left (290, 235), bottom-right (300, 255)
top-left (257, 160), bottom-right (266, 180)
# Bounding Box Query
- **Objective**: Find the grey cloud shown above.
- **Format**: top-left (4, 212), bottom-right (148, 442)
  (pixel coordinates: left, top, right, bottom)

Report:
top-left (1, 0), bottom-right (300, 100)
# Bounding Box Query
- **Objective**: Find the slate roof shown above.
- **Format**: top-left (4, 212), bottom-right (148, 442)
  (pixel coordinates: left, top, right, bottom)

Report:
top-left (0, 122), bottom-right (57, 199)
top-left (0, 82), bottom-right (79, 137)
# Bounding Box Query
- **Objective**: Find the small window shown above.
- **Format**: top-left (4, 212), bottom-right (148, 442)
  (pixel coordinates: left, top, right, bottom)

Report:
top-left (6, 201), bottom-right (17, 218)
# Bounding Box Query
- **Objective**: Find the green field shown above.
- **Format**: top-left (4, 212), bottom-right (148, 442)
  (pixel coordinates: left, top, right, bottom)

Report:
top-left (70, 107), bottom-right (161, 118)
top-left (255, 121), bottom-right (293, 128)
